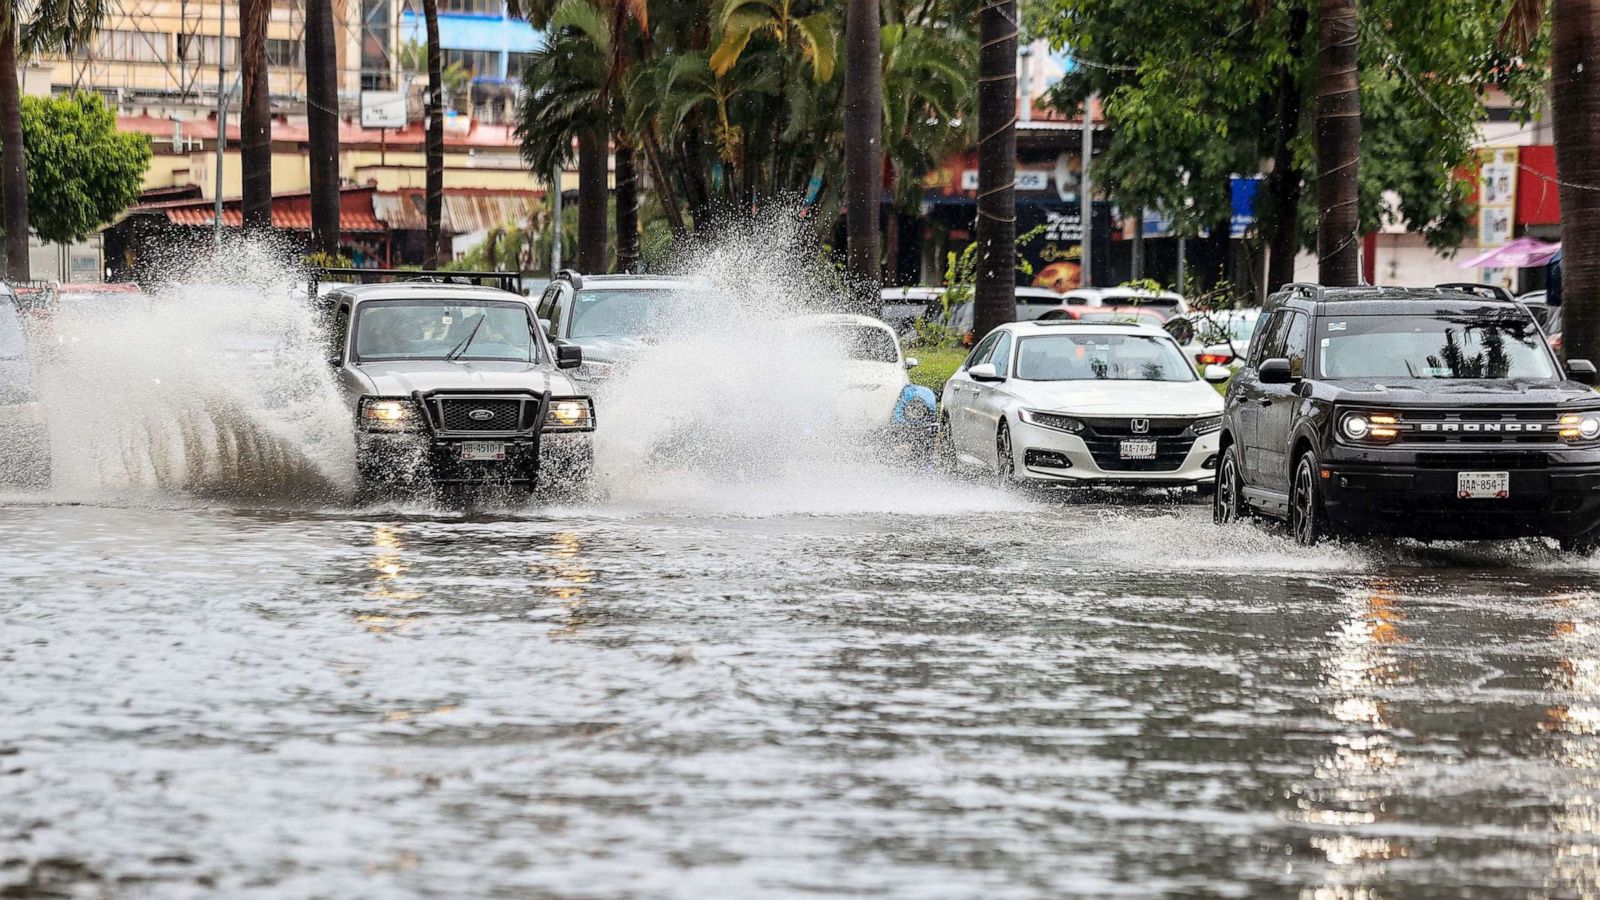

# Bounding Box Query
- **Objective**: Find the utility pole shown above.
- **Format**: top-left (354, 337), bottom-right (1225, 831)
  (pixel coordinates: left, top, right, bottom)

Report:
top-left (1080, 94), bottom-right (1094, 288)
top-left (213, 0), bottom-right (228, 246)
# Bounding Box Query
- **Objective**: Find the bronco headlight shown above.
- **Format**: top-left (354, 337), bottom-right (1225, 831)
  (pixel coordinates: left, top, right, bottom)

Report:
top-left (1559, 413), bottom-right (1600, 442)
top-left (543, 397), bottom-right (595, 431)
top-left (1020, 409), bottom-right (1085, 433)
top-left (1340, 411), bottom-right (1399, 443)
top-left (359, 397), bottom-right (423, 432)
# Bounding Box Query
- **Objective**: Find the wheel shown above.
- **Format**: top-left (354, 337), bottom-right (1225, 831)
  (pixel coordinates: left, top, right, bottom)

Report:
top-left (995, 420), bottom-right (1016, 488)
top-left (1213, 444), bottom-right (1247, 525)
top-left (1290, 451), bottom-right (1329, 547)
top-left (935, 413), bottom-right (957, 475)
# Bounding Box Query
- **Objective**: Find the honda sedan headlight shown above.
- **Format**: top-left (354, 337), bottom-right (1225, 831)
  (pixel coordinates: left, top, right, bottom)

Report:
top-left (1020, 409), bottom-right (1085, 433)
top-left (543, 397), bottom-right (595, 431)
top-left (359, 397), bottom-right (424, 432)
top-left (1191, 415), bottom-right (1223, 436)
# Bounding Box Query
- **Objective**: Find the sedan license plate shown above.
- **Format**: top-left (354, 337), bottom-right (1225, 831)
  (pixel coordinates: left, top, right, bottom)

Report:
top-left (1458, 471), bottom-right (1509, 499)
top-left (460, 441), bottom-right (507, 461)
top-left (1120, 438), bottom-right (1158, 460)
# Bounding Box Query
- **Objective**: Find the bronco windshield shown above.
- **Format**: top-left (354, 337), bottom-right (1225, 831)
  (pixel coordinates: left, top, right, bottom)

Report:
top-left (568, 289), bottom-right (685, 339)
top-left (1016, 333), bottom-right (1195, 382)
top-left (1318, 314), bottom-right (1555, 380)
top-left (355, 299), bottom-right (539, 362)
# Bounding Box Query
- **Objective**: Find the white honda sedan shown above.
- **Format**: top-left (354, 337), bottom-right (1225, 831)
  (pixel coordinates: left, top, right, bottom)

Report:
top-left (936, 320), bottom-right (1229, 491)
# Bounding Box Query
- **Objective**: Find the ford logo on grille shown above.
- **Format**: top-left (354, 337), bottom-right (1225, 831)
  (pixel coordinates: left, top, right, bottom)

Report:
top-left (468, 409), bottom-right (496, 421)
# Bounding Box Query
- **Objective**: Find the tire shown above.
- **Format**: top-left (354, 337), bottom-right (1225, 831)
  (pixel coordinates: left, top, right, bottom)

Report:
top-left (1213, 444), bottom-right (1247, 525)
top-left (1290, 451), bottom-right (1329, 547)
top-left (995, 420), bottom-right (1016, 488)
top-left (935, 413), bottom-right (957, 475)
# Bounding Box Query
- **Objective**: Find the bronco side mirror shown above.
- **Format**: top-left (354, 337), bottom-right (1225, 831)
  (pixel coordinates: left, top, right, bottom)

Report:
top-left (556, 343), bottom-right (583, 369)
top-left (1568, 358), bottom-right (1597, 385)
top-left (1258, 358), bottom-right (1293, 384)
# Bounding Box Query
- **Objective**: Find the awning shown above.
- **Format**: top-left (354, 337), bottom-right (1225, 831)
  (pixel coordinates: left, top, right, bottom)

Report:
top-left (1458, 236), bottom-right (1561, 270)
top-left (398, 11), bottom-right (542, 54)
top-left (160, 206), bottom-right (387, 232)
top-left (372, 190), bottom-right (539, 234)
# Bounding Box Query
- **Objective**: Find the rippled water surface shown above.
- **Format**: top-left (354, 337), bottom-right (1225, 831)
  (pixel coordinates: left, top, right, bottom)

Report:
top-left (6, 489), bottom-right (1600, 898)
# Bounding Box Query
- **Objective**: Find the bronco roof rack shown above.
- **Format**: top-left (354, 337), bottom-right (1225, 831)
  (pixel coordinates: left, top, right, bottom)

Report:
top-left (1435, 282), bottom-right (1514, 303)
top-left (310, 268), bottom-right (524, 297)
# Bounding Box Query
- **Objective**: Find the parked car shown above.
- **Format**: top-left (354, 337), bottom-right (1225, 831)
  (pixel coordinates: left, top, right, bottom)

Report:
top-left (788, 313), bottom-right (938, 452)
top-left (1213, 282), bottom-right (1600, 550)
top-left (534, 271), bottom-right (698, 385)
top-left (0, 289), bottom-right (48, 487)
top-left (321, 278), bottom-right (596, 495)
top-left (879, 286), bottom-right (944, 337)
top-left (1164, 309), bottom-right (1263, 371)
top-left (933, 287), bottom-right (1068, 346)
top-left (1038, 305), bottom-right (1172, 328)
top-left (936, 319), bottom-right (1229, 491)
top-left (1061, 286), bottom-right (1189, 315)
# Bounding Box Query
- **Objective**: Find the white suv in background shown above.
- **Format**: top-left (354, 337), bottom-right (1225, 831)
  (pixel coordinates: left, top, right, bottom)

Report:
top-left (936, 320), bottom-right (1229, 491)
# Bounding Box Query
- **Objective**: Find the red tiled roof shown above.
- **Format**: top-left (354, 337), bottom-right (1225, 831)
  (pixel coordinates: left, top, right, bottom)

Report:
top-left (119, 115), bottom-right (522, 150)
top-left (160, 205), bottom-right (386, 232)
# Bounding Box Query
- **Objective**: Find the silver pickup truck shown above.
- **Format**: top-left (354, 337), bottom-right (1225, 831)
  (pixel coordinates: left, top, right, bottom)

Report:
top-left (319, 277), bottom-right (596, 496)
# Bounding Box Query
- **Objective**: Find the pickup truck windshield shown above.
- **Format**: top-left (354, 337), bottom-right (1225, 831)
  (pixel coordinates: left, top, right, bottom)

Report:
top-left (1318, 314), bottom-right (1555, 380)
top-left (355, 299), bottom-right (538, 362)
top-left (1016, 334), bottom-right (1195, 382)
top-left (569, 289), bottom-right (684, 339)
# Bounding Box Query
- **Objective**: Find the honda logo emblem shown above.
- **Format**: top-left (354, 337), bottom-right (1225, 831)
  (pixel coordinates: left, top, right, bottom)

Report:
top-left (1130, 418), bottom-right (1150, 434)
top-left (468, 409), bottom-right (496, 421)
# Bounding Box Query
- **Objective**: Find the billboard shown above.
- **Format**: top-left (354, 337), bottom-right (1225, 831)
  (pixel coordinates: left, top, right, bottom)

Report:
top-left (360, 91), bottom-right (407, 129)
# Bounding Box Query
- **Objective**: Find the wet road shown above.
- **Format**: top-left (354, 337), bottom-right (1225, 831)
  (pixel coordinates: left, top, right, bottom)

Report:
top-left (5, 490), bottom-right (1600, 898)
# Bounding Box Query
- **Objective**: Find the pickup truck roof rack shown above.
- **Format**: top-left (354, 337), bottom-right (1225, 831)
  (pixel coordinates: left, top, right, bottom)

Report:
top-left (310, 268), bottom-right (524, 296)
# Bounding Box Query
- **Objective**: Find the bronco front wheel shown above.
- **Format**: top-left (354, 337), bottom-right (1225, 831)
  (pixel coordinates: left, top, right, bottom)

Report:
top-left (1213, 444), bottom-right (1246, 525)
top-left (1290, 452), bottom-right (1328, 547)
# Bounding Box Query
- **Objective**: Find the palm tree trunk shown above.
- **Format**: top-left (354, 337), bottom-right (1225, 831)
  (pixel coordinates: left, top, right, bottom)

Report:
top-left (305, 0), bottom-right (340, 255)
top-left (973, 0), bottom-right (1017, 340)
top-left (423, 0), bottom-right (446, 267)
top-left (1314, 0), bottom-right (1360, 286)
top-left (641, 126), bottom-right (686, 236)
top-left (576, 124), bottom-right (608, 273)
top-left (844, 0), bottom-right (883, 311)
top-left (1266, 7), bottom-right (1308, 293)
top-left (614, 137), bottom-right (639, 272)
top-left (0, 24), bottom-right (29, 279)
top-left (1553, 0), bottom-right (1600, 364)
top-left (239, 0), bottom-right (272, 231)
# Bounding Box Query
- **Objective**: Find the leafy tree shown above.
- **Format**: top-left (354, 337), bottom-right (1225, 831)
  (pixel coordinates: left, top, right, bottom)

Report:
top-left (1038, 0), bottom-right (1548, 293)
top-left (20, 93), bottom-right (150, 244)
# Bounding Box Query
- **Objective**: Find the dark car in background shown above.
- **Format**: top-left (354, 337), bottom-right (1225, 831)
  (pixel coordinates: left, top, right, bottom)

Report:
top-left (534, 271), bottom-right (700, 385)
top-left (1214, 283), bottom-right (1600, 551)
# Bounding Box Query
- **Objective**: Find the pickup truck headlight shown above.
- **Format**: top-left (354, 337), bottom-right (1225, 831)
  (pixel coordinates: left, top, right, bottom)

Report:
top-left (1560, 413), bottom-right (1600, 442)
top-left (359, 397), bottom-right (424, 432)
top-left (543, 397), bottom-right (595, 431)
top-left (1020, 409), bottom-right (1085, 433)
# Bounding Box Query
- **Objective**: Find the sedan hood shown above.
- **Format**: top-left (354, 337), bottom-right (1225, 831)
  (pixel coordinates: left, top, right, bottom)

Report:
top-left (352, 360), bottom-right (574, 396)
top-left (1325, 377), bottom-right (1597, 407)
top-left (1019, 379), bottom-right (1223, 417)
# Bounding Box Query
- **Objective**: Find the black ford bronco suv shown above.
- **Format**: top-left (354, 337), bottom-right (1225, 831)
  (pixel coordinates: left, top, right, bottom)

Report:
top-left (1213, 282), bottom-right (1600, 550)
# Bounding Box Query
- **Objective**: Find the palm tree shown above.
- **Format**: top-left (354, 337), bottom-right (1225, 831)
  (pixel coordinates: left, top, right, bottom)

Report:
top-left (1505, 0), bottom-right (1600, 365)
top-left (239, 0), bottom-right (271, 230)
top-left (2, 0), bottom-right (109, 277)
top-left (972, 0), bottom-right (1016, 341)
top-left (305, 0), bottom-right (340, 255)
top-left (422, 0), bottom-right (446, 266)
top-left (1314, 0), bottom-right (1360, 286)
top-left (843, 0), bottom-right (882, 309)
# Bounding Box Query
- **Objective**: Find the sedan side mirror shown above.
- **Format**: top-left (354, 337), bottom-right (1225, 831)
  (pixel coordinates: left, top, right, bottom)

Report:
top-left (968, 362), bottom-right (1002, 382)
top-left (904, 357), bottom-right (920, 369)
top-left (1568, 358), bottom-right (1597, 385)
top-left (1202, 364), bottom-right (1231, 384)
top-left (1258, 357), bottom-right (1294, 384)
top-left (556, 343), bottom-right (583, 369)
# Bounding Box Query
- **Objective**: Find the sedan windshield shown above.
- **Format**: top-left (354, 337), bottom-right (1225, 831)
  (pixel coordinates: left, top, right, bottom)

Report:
top-left (1318, 314), bottom-right (1555, 380)
top-left (1016, 334), bottom-right (1195, 382)
top-left (355, 299), bottom-right (537, 362)
top-left (569, 289), bottom-right (683, 339)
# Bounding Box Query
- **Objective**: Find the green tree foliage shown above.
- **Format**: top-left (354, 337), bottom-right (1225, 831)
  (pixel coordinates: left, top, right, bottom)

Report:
top-left (20, 92), bottom-right (151, 243)
top-left (1036, 0), bottom-right (1549, 253)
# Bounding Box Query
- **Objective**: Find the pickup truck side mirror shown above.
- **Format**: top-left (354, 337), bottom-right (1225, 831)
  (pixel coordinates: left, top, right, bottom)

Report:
top-left (968, 362), bottom-right (1002, 382)
top-left (1258, 357), bottom-right (1294, 384)
top-left (556, 343), bottom-right (583, 369)
top-left (327, 356), bottom-right (343, 368)
top-left (1568, 358), bottom-right (1597, 385)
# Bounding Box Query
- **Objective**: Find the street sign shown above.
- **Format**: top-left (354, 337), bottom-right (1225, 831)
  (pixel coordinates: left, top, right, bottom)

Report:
top-left (360, 91), bottom-right (407, 129)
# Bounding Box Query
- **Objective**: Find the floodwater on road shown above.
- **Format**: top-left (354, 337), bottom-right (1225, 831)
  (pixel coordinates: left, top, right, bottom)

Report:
top-left (6, 484), bottom-right (1600, 899)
